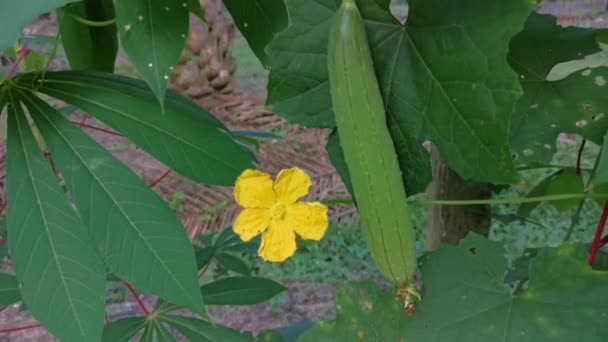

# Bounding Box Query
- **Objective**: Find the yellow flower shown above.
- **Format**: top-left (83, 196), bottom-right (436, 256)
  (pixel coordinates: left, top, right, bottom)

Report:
top-left (233, 167), bottom-right (329, 262)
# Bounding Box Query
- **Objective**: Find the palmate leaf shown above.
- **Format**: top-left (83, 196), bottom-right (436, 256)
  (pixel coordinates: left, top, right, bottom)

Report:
top-left (5, 95), bottom-right (106, 342)
top-left (16, 71), bottom-right (253, 186)
top-left (301, 235), bottom-right (608, 342)
top-left (19, 91), bottom-right (205, 315)
top-left (57, 0), bottom-right (118, 72)
top-left (0, 0), bottom-right (79, 50)
top-left (223, 0), bottom-right (288, 67)
top-left (159, 315), bottom-right (254, 341)
top-left (115, 0), bottom-right (189, 107)
top-left (201, 277), bottom-right (286, 305)
top-left (509, 13), bottom-right (608, 163)
top-left (267, 0), bottom-right (533, 190)
top-left (102, 317), bottom-right (147, 342)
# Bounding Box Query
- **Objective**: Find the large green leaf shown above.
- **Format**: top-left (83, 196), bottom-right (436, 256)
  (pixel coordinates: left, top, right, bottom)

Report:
top-left (103, 317), bottom-right (147, 342)
top-left (301, 235), bottom-right (608, 341)
top-left (267, 0), bottom-right (532, 186)
top-left (6, 95), bottom-right (105, 342)
top-left (0, 0), bottom-right (79, 50)
top-left (510, 13), bottom-right (608, 164)
top-left (115, 0), bottom-right (189, 107)
top-left (160, 315), bottom-right (254, 341)
top-left (0, 273), bottom-right (21, 306)
top-left (17, 71), bottom-right (253, 186)
top-left (57, 0), bottom-right (118, 72)
top-left (201, 277), bottom-right (286, 305)
top-left (20, 91), bottom-right (205, 315)
top-left (223, 0), bottom-right (288, 66)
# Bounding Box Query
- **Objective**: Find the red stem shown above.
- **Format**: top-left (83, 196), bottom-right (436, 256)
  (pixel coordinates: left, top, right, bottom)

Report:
top-left (5, 47), bottom-right (30, 80)
top-left (72, 121), bottom-right (122, 136)
top-left (198, 260), bottom-right (211, 279)
top-left (577, 139), bottom-right (586, 176)
top-left (148, 169), bottom-right (172, 188)
top-left (0, 324), bottom-right (40, 333)
top-left (589, 201), bottom-right (608, 265)
top-left (123, 282), bottom-right (149, 316)
top-left (77, 115), bottom-right (89, 128)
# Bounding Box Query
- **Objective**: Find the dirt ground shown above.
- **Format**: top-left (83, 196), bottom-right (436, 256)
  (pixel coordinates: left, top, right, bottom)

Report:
top-left (1, 0), bottom-right (607, 340)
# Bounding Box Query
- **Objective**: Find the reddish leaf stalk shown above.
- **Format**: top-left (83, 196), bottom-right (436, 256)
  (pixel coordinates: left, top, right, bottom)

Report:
top-left (588, 201), bottom-right (608, 265)
top-left (148, 169), bottom-right (172, 188)
top-left (72, 121), bottom-right (122, 136)
top-left (577, 139), bottom-right (586, 176)
top-left (198, 261), bottom-right (211, 279)
top-left (0, 324), bottom-right (41, 333)
top-left (123, 282), bottom-right (149, 316)
top-left (5, 47), bottom-right (30, 80)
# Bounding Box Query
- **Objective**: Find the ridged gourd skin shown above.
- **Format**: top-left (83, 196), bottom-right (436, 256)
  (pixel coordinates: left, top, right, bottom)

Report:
top-left (327, 0), bottom-right (416, 285)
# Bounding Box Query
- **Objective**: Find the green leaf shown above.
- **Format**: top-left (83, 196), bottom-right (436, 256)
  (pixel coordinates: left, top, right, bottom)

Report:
top-left (57, 0), bottom-right (118, 72)
top-left (267, 0), bottom-right (532, 185)
top-left (302, 235), bottom-right (608, 341)
top-left (6, 95), bottom-right (105, 342)
top-left (223, 0), bottom-right (288, 66)
top-left (215, 253), bottom-right (250, 276)
top-left (0, 0), bottom-right (79, 50)
top-left (115, 0), bottom-right (189, 107)
top-left (187, 0), bottom-right (205, 19)
top-left (510, 13), bottom-right (608, 164)
top-left (103, 317), bottom-right (147, 342)
top-left (517, 168), bottom-right (584, 218)
top-left (155, 322), bottom-right (177, 342)
top-left (160, 315), bottom-right (254, 341)
top-left (20, 91), bottom-right (205, 315)
top-left (0, 273), bottom-right (21, 306)
top-left (17, 71), bottom-right (253, 185)
top-left (195, 246), bottom-right (216, 269)
top-left (592, 133), bottom-right (608, 186)
top-left (201, 277), bottom-right (286, 305)
top-left (326, 130), bottom-right (354, 197)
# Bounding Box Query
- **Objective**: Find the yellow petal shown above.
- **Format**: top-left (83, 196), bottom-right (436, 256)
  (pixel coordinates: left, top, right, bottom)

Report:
top-left (258, 222), bottom-right (296, 262)
top-left (233, 208), bottom-right (270, 241)
top-left (288, 202), bottom-right (329, 241)
top-left (234, 169), bottom-right (275, 208)
top-left (273, 167), bottom-right (312, 205)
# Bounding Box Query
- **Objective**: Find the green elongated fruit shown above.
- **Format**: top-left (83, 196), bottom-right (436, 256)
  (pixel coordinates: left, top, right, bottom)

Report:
top-left (328, 0), bottom-right (417, 288)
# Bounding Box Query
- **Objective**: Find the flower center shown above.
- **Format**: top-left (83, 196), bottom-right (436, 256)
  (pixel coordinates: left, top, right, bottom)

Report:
top-left (270, 203), bottom-right (287, 221)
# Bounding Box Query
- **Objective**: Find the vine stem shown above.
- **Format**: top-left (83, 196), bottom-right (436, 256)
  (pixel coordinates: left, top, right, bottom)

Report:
top-left (319, 198), bottom-right (353, 206)
top-left (5, 47), bottom-right (29, 80)
top-left (588, 201), bottom-right (608, 266)
top-left (577, 139), bottom-right (586, 175)
top-left (66, 12), bottom-right (116, 27)
top-left (412, 193), bottom-right (606, 206)
top-left (123, 282), bottom-right (150, 316)
top-left (0, 324), bottom-right (41, 333)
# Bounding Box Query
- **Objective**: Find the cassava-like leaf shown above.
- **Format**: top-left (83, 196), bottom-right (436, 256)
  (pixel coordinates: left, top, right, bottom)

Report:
top-left (0, 0), bottom-right (79, 50)
top-left (0, 273), bottom-right (21, 306)
top-left (267, 0), bottom-right (533, 187)
top-left (510, 13), bottom-right (608, 164)
top-left (6, 94), bottom-right (105, 342)
top-left (115, 0), bottom-right (189, 107)
top-left (20, 91), bottom-right (205, 315)
top-left (201, 277), bottom-right (286, 305)
top-left (103, 317), bottom-right (147, 342)
top-left (57, 0), bottom-right (118, 72)
top-left (160, 315), bottom-right (254, 341)
top-left (223, 0), bottom-right (288, 66)
top-left (16, 71), bottom-right (253, 186)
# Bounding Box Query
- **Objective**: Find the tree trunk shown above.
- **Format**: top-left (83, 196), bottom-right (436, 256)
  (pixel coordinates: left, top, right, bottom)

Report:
top-left (425, 145), bottom-right (492, 251)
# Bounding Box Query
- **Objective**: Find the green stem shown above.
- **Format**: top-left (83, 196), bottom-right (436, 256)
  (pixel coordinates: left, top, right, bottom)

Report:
top-left (319, 198), bottom-right (354, 206)
top-left (516, 164), bottom-right (592, 172)
top-left (67, 12), bottom-right (116, 27)
top-left (412, 193), bottom-right (608, 206)
top-left (563, 200), bottom-right (585, 243)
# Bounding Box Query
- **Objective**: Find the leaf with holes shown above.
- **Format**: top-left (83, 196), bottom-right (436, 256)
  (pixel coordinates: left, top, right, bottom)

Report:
top-left (0, 273), bottom-right (21, 306)
top-left (510, 13), bottom-right (608, 164)
top-left (6, 95), bottom-right (106, 342)
top-left (20, 91), bottom-right (205, 315)
top-left (267, 0), bottom-right (533, 186)
top-left (57, 0), bottom-right (118, 72)
top-left (201, 277), bottom-right (286, 305)
top-left (103, 317), bottom-right (147, 342)
top-left (0, 0), bottom-right (79, 50)
top-left (115, 0), bottom-right (189, 107)
top-left (301, 234), bottom-right (608, 341)
top-left (223, 0), bottom-right (288, 66)
top-left (16, 71), bottom-right (253, 186)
